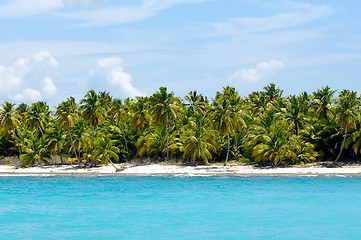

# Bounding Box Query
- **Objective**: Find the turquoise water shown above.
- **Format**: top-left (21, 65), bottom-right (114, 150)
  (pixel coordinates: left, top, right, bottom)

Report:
top-left (1, 175), bottom-right (361, 239)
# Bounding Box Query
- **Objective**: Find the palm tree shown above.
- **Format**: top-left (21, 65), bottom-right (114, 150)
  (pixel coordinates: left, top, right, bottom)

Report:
top-left (180, 114), bottom-right (216, 165)
top-left (130, 96), bottom-right (151, 130)
top-left (149, 87), bottom-right (179, 161)
top-left (212, 98), bottom-right (233, 165)
top-left (93, 135), bottom-right (120, 171)
top-left (110, 98), bottom-right (129, 153)
top-left (0, 102), bottom-right (22, 155)
top-left (283, 95), bottom-right (307, 135)
top-left (252, 127), bottom-right (297, 166)
top-left (184, 90), bottom-right (208, 115)
top-left (16, 103), bottom-right (28, 122)
top-left (98, 91), bottom-right (113, 113)
top-left (26, 101), bottom-right (50, 138)
top-left (80, 90), bottom-right (104, 149)
top-left (136, 125), bottom-right (168, 159)
top-left (45, 120), bottom-right (67, 164)
top-left (71, 119), bottom-right (91, 161)
top-left (212, 87), bottom-right (246, 165)
top-left (345, 113), bottom-right (361, 156)
top-left (313, 86), bottom-right (336, 121)
top-left (334, 90), bottom-right (358, 162)
top-left (55, 97), bottom-right (81, 166)
top-left (263, 83), bottom-right (283, 103)
top-left (20, 132), bottom-right (50, 167)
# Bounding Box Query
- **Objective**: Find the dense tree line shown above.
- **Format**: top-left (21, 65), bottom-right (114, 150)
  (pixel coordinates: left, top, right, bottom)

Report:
top-left (0, 84), bottom-right (360, 167)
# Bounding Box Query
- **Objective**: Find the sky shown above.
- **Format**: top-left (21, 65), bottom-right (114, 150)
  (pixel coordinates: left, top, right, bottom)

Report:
top-left (0, 0), bottom-right (361, 107)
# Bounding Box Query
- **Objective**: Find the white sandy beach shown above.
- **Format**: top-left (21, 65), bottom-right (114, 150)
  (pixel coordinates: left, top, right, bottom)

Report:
top-left (1, 164), bottom-right (361, 175)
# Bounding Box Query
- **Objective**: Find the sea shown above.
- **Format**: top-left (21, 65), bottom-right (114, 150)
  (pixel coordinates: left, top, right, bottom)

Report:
top-left (1, 174), bottom-right (361, 239)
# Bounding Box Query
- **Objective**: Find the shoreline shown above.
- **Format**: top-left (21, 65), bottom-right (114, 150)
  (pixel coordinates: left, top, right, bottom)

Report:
top-left (1, 164), bottom-right (361, 175)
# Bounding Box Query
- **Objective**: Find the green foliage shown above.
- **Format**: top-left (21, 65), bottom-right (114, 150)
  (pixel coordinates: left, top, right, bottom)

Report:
top-left (1, 84), bottom-right (361, 167)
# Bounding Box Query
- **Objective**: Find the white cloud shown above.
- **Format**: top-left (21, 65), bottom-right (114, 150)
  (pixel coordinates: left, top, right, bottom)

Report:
top-left (90, 57), bottom-right (144, 98)
top-left (13, 88), bottom-right (43, 102)
top-left (0, 0), bottom-right (63, 18)
top-left (228, 59), bottom-right (284, 83)
top-left (0, 51), bottom-right (59, 103)
top-left (43, 76), bottom-right (58, 98)
top-left (257, 59), bottom-right (284, 72)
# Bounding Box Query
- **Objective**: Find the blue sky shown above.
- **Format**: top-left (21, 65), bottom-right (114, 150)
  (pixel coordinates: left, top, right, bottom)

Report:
top-left (0, 0), bottom-right (360, 106)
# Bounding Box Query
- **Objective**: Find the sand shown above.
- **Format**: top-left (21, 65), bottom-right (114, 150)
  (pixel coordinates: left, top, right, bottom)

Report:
top-left (1, 163), bottom-right (361, 175)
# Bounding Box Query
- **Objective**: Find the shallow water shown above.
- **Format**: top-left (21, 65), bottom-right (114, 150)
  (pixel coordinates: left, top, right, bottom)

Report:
top-left (1, 175), bottom-right (361, 239)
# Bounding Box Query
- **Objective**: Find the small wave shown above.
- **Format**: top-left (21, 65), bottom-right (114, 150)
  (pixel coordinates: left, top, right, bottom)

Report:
top-left (0, 173), bottom-right (56, 177)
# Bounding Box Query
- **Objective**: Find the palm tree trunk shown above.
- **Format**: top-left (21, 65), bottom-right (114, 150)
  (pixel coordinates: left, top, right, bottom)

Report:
top-left (106, 154), bottom-right (122, 172)
top-left (234, 128), bottom-right (239, 161)
top-left (166, 121), bottom-right (169, 161)
top-left (119, 119), bottom-right (129, 154)
top-left (68, 123), bottom-right (80, 166)
top-left (91, 123), bottom-right (94, 149)
top-left (84, 123), bottom-right (95, 167)
top-left (39, 126), bottom-right (44, 138)
top-left (335, 126), bottom-right (348, 162)
top-left (59, 151), bottom-right (64, 165)
top-left (224, 132), bottom-right (230, 166)
top-left (12, 127), bottom-right (22, 155)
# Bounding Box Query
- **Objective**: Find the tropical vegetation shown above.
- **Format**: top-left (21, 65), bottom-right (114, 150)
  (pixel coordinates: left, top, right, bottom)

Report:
top-left (1, 84), bottom-right (361, 167)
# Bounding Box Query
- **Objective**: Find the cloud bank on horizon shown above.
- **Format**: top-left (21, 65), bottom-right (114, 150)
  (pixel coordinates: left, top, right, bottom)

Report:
top-left (0, 0), bottom-right (360, 105)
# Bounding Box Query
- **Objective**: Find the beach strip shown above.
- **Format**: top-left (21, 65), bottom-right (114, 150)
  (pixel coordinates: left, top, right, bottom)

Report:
top-left (1, 164), bottom-right (361, 175)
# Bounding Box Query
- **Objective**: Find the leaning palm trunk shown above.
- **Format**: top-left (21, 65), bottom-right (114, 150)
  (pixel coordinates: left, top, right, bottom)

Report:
top-left (335, 126), bottom-right (348, 162)
top-left (67, 124), bottom-right (81, 166)
top-left (106, 156), bottom-right (122, 172)
top-left (12, 127), bottom-right (22, 155)
top-left (234, 128), bottom-right (240, 161)
top-left (224, 132), bottom-right (230, 166)
top-left (166, 121), bottom-right (169, 161)
top-left (39, 126), bottom-right (45, 138)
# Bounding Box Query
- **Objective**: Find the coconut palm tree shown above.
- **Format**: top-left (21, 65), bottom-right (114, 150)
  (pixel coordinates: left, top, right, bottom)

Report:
top-left (212, 87), bottom-right (246, 165)
top-left (93, 135), bottom-right (120, 171)
top-left (98, 91), bottom-right (113, 113)
top-left (80, 90), bottom-right (105, 149)
top-left (136, 125), bottom-right (168, 159)
top-left (130, 96), bottom-right (151, 130)
top-left (345, 113), bottom-right (361, 157)
top-left (70, 119), bottom-right (91, 162)
top-left (20, 132), bottom-right (50, 167)
top-left (263, 83), bottom-right (283, 104)
top-left (180, 114), bottom-right (216, 165)
top-left (110, 98), bottom-right (129, 153)
top-left (283, 95), bottom-right (307, 135)
top-left (55, 97), bottom-right (81, 166)
top-left (184, 90), bottom-right (208, 115)
top-left (149, 87), bottom-right (179, 161)
top-left (313, 86), bottom-right (336, 121)
top-left (26, 101), bottom-right (50, 138)
top-left (45, 120), bottom-right (67, 164)
top-left (212, 98), bottom-right (233, 165)
top-left (252, 127), bottom-right (297, 166)
top-left (334, 90), bottom-right (358, 162)
top-left (0, 102), bottom-right (22, 155)
top-left (16, 103), bottom-right (28, 122)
